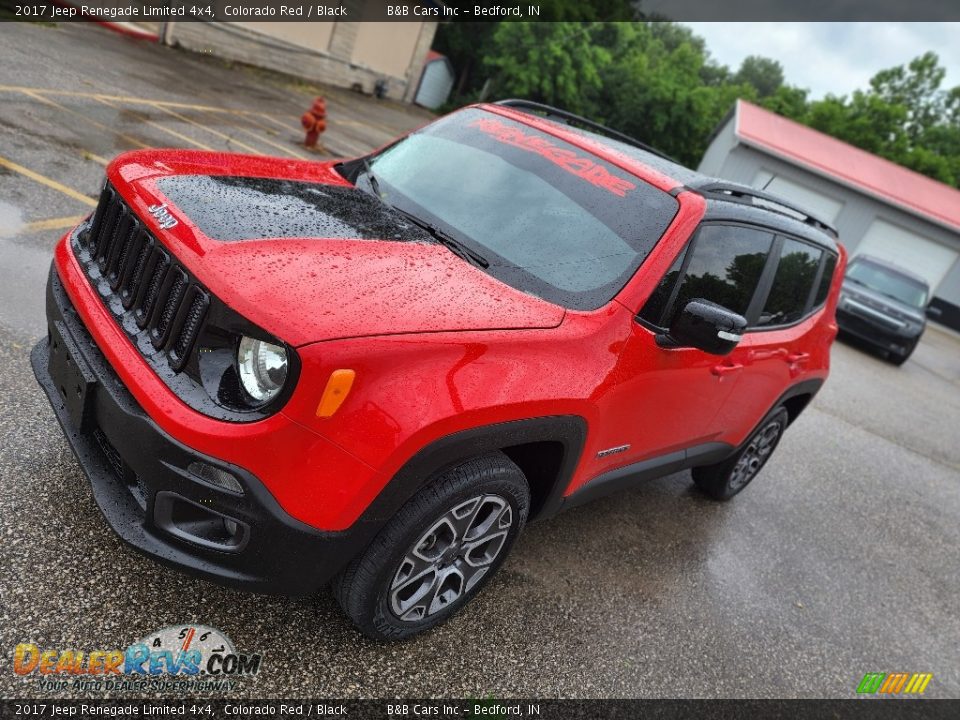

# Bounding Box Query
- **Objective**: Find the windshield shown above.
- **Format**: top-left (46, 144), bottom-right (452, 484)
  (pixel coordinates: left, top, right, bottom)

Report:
top-left (846, 258), bottom-right (929, 308)
top-left (352, 108), bottom-right (678, 310)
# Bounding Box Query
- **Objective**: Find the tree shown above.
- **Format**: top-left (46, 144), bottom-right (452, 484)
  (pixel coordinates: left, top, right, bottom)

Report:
top-left (734, 56), bottom-right (785, 98)
top-left (869, 51), bottom-right (945, 143)
top-left (433, 0), bottom-right (636, 104)
top-left (432, 23), bottom-right (498, 102)
top-left (444, 21), bottom-right (960, 188)
top-left (483, 23), bottom-right (611, 117)
top-left (758, 85), bottom-right (809, 119)
top-left (798, 52), bottom-right (960, 187)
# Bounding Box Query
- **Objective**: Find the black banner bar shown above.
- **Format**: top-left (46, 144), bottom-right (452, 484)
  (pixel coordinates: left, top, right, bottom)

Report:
top-left (2, 0), bottom-right (960, 22)
top-left (1, 700), bottom-right (959, 720)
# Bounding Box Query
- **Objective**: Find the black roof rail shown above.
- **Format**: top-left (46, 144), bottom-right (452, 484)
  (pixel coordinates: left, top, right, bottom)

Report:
top-left (692, 180), bottom-right (838, 237)
top-left (494, 99), bottom-right (678, 163)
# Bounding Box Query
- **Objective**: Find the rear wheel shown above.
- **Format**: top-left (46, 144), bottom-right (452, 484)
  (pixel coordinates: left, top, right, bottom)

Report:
top-left (333, 453), bottom-right (529, 640)
top-left (692, 407), bottom-right (789, 501)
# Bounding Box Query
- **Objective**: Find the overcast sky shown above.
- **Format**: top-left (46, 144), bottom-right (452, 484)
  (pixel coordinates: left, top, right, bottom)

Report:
top-left (681, 23), bottom-right (960, 99)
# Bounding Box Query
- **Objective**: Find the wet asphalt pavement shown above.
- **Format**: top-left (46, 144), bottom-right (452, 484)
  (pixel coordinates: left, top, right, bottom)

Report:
top-left (1, 22), bottom-right (959, 700)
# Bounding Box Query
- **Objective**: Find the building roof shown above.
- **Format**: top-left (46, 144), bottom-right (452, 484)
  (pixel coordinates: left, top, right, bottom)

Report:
top-left (734, 99), bottom-right (960, 234)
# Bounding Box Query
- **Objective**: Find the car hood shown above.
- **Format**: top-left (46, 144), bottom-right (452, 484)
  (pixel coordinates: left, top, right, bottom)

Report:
top-left (106, 150), bottom-right (565, 346)
top-left (840, 280), bottom-right (926, 324)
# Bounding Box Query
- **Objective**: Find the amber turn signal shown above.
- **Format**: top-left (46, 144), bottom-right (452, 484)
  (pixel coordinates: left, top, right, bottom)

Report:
top-left (316, 369), bottom-right (356, 418)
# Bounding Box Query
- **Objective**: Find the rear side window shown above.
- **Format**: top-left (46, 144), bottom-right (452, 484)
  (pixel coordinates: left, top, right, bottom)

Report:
top-left (756, 238), bottom-right (823, 327)
top-left (638, 223), bottom-right (839, 331)
top-left (654, 224), bottom-right (774, 326)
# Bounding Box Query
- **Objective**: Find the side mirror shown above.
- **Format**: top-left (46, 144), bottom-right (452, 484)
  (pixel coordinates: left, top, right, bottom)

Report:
top-left (658, 299), bottom-right (747, 355)
top-left (926, 305), bottom-right (942, 319)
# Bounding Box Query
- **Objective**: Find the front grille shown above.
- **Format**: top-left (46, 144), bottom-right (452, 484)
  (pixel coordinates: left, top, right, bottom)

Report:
top-left (837, 310), bottom-right (902, 348)
top-left (93, 427), bottom-right (147, 511)
top-left (841, 299), bottom-right (904, 332)
top-left (93, 428), bottom-right (124, 483)
top-left (78, 184), bottom-right (209, 373)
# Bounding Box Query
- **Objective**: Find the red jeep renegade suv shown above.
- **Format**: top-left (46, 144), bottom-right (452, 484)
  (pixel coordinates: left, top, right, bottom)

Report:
top-left (32, 100), bottom-right (845, 639)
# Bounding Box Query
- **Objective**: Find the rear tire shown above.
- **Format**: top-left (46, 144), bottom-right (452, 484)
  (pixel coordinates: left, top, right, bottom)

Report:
top-left (333, 452), bottom-right (529, 640)
top-left (692, 407), bottom-right (789, 501)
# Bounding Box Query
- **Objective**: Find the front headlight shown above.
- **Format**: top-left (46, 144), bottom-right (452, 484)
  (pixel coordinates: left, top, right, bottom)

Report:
top-left (237, 336), bottom-right (288, 404)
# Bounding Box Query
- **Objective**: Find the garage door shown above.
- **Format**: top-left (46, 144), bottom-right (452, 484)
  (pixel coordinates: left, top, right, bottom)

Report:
top-left (855, 219), bottom-right (959, 291)
top-left (752, 171), bottom-right (844, 223)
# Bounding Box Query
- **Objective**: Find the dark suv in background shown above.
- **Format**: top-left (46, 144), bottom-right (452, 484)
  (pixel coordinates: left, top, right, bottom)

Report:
top-left (837, 254), bottom-right (931, 365)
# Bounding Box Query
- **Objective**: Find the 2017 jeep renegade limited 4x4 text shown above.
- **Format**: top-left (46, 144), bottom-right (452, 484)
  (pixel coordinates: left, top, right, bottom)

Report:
top-left (32, 100), bottom-right (845, 639)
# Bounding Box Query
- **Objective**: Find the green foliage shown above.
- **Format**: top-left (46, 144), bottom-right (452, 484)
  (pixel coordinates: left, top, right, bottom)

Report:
top-left (435, 21), bottom-right (960, 187)
top-left (758, 85), bottom-right (810, 119)
top-left (480, 22), bottom-right (759, 167)
top-left (734, 56), bottom-right (785, 98)
top-left (783, 51), bottom-right (960, 187)
top-left (484, 24), bottom-right (611, 112)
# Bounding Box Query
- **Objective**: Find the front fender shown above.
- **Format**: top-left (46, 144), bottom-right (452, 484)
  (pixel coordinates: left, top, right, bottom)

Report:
top-left (281, 309), bottom-right (629, 527)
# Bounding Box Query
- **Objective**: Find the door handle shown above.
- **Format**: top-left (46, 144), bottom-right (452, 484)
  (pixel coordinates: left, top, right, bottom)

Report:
top-left (711, 362), bottom-right (743, 376)
top-left (748, 348), bottom-right (787, 361)
top-left (786, 352), bottom-right (810, 363)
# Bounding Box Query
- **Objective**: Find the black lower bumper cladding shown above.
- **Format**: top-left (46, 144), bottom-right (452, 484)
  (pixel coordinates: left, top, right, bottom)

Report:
top-left (30, 264), bottom-right (361, 595)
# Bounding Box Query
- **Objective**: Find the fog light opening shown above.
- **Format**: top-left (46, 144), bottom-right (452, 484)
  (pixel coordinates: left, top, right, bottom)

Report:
top-left (154, 491), bottom-right (249, 552)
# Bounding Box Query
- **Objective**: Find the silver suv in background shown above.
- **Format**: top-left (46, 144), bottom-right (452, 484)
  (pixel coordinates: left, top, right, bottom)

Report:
top-left (836, 254), bottom-right (931, 365)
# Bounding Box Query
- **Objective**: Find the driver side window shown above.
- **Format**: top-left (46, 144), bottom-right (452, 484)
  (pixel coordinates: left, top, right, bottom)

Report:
top-left (638, 224), bottom-right (775, 329)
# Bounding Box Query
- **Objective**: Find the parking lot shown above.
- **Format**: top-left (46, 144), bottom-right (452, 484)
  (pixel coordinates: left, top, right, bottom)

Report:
top-left (1, 22), bottom-right (959, 699)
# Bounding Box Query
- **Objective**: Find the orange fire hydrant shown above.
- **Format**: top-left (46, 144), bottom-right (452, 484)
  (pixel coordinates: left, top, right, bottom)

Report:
top-left (301, 97), bottom-right (327, 149)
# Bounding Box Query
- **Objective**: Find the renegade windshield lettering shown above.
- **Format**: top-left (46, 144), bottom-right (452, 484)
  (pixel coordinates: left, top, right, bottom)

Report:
top-left (469, 116), bottom-right (638, 197)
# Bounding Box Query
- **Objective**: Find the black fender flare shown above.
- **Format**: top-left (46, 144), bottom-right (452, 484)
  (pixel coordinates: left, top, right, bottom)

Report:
top-left (360, 415), bottom-right (588, 526)
top-left (773, 377), bottom-right (824, 426)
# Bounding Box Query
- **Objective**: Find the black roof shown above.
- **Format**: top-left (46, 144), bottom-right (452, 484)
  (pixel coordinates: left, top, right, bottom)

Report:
top-left (701, 197), bottom-right (839, 253)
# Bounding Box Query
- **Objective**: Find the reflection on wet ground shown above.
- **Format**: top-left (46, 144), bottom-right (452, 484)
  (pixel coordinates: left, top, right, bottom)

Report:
top-left (0, 199), bottom-right (25, 237)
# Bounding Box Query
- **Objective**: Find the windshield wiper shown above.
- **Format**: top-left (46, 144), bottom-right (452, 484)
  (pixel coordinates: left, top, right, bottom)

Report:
top-left (354, 164), bottom-right (489, 269)
top-left (392, 208), bottom-right (489, 269)
top-left (361, 157), bottom-right (382, 199)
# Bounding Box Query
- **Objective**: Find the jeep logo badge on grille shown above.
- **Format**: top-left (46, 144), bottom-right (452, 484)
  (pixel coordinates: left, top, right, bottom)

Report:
top-left (147, 203), bottom-right (179, 230)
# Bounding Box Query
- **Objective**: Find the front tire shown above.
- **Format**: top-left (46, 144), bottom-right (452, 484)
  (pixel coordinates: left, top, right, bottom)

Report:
top-left (692, 407), bottom-right (789, 501)
top-left (333, 452), bottom-right (529, 640)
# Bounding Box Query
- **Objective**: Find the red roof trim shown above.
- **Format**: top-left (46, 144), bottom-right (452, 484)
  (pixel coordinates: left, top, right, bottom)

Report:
top-left (734, 99), bottom-right (960, 234)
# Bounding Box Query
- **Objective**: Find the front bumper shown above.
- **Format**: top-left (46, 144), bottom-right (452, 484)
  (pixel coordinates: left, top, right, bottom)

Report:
top-left (31, 266), bottom-right (365, 595)
top-left (835, 305), bottom-right (921, 355)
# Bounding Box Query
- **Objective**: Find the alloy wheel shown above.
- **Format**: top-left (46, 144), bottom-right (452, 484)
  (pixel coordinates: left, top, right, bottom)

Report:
top-left (388, 494), bottom-right (513, 622)
top-left (729, 419), bottom-right (783, 491)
